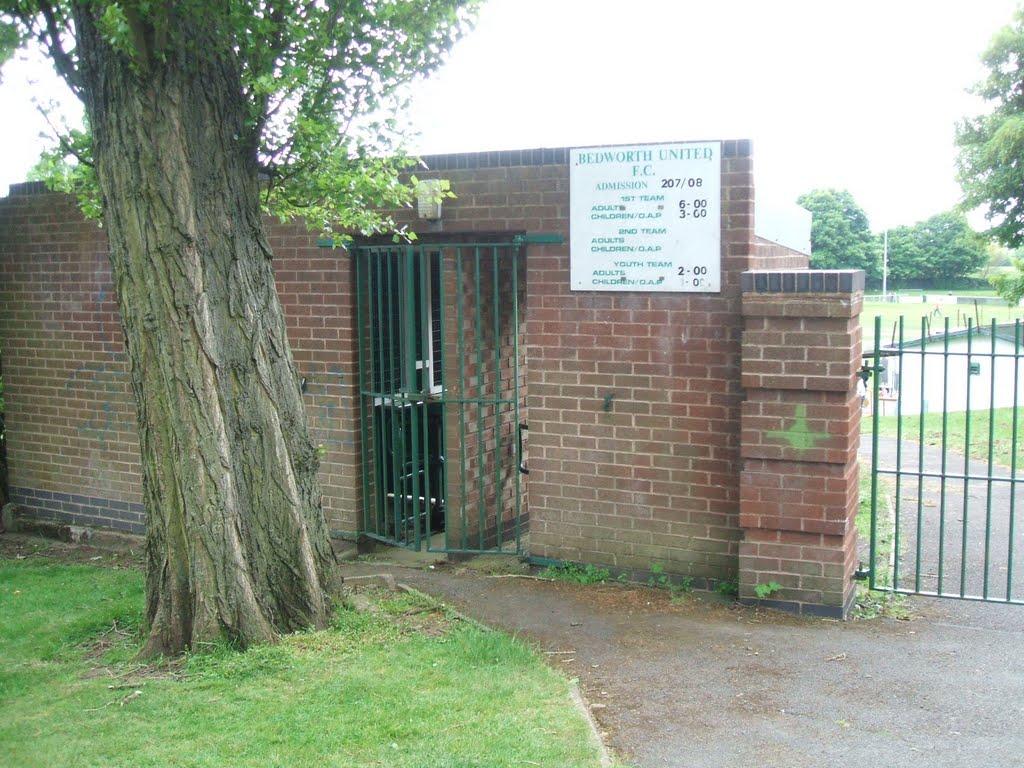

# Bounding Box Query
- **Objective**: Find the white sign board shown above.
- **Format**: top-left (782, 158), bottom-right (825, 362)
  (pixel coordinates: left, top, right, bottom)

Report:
top-left (570, 141), bottom-right (721, 292)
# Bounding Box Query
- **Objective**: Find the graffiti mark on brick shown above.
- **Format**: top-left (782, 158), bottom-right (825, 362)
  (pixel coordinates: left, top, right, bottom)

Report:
top-left (766, 404), bottom-right (828, 452)
top-left (304, 365), bottom-right (353, 452)
top-left (64, 363), bottom-right (127, 449)
top-left (90, 279), bottom-right (125, 357)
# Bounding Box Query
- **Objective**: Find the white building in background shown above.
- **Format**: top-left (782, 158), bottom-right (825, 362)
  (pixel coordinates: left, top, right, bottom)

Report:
top-left (755, 198), bottom-right (811, 256)
top-left (875, 323), bottom-right (1024, 416)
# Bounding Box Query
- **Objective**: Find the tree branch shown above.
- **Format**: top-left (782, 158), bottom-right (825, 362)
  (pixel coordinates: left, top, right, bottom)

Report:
top-left (247, 2), bottom-right (292, 155)
top-left (36, 104), bottom-right (93, 167)
top-left (36, 1), bottom-right (82, 95)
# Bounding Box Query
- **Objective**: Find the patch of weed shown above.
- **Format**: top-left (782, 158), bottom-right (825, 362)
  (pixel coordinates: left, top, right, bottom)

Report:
top-left (716, 580), bottom-right (739, 598)
top-left (646, 563), bottom-right (694, 600)
top-left (852, 586), bottom-right (914, 620)
top-left (539, 562), bottom-right (611, 585)
top-left (754, 581), bottom-right (782, 599)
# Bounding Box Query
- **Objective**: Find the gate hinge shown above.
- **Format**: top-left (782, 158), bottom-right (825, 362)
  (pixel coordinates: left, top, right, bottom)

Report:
top-left (853, 561), bottom-right (871, 581)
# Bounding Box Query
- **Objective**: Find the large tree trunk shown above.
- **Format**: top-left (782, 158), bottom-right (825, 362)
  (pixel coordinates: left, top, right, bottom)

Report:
top-left (73, 7), bottom-right (338, 656)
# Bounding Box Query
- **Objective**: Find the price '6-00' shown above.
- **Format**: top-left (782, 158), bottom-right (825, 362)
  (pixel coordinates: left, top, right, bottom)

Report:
top-left (678, 199), bottom-right (708, 219)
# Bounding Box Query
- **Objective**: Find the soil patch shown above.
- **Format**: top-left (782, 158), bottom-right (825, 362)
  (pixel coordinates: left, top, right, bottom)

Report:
top-left (0, 531), bottom-right (145, 569)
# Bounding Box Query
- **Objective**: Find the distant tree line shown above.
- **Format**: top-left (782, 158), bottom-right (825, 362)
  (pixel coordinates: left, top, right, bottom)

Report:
top-left (795, 189), bottom-right (988, 289)
top-left (956, 6), bottom-right (1024, 305)
top-left (802, 7), bottom-right (1024, 304)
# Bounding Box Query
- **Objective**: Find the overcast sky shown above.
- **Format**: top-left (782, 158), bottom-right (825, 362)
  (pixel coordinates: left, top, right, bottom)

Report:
top-left (1, 0), bottom-right (1019, 232)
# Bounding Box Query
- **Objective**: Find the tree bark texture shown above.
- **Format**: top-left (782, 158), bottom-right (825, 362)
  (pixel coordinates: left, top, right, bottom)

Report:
top-left (72, 6), bottom-right (337, 656)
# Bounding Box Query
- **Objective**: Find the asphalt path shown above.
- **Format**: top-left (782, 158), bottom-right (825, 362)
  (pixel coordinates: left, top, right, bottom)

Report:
top-left (340, 556), bottom-right (1023, 768)
top-left (328, 434), bottom-right (1024, 767)
top-left (862, 435), bottom-right (1024, 603)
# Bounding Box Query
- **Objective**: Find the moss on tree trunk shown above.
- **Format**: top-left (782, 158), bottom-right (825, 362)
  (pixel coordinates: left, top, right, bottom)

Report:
top-left (74, 7), bottom-right (338, 656)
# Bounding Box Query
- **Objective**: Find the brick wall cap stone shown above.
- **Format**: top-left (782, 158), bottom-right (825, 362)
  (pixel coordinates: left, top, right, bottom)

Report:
top-left (741, 270), bottom-right (864, 294)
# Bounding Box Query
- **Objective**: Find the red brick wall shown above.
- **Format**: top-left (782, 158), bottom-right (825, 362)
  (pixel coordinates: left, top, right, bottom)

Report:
top-left (739, 270), bottom-right (864, 616)
top-left (269, 226), bottom-right (361, 537)
top-left (0, 185), bottom-right (142, 531)
top-left (387, 143), bottom-right (757, 582)
top-left (0, 184), bottom-right (357, 536)
top-left (753, 236), bottom-right (809, 270)
top-left (2, 143), bottom-right (862, 616)
top-left (521, 143), bottom-right (754, 583)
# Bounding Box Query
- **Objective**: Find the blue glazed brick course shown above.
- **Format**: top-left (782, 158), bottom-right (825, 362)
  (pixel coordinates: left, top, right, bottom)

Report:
top-left (740, 269), bottom-right (864, 294)
top-left (9, 487), bottom-right (144, 534)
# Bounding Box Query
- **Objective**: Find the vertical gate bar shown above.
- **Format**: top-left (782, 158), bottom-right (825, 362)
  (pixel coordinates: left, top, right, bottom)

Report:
top-left (386, 251), bottom-right (403, 543)
top-left (417, 248), bottom-right (430, 548)
top-left (399, 249), bottom-right (409, 545)
top-left (379, 251), bottom-right (392, 540)
top-left (892, 315), bottom-right (901, 593)
top-left (374, 249), bottom-right (385, 538)
top-left (887, 319), bottom-right (902, 589)
top-left (512, 243), bottom-right (523, 553)
top-left (418, 246), bottom-right (432, 550)
top-left (457, 249), bottom-right (469, 551)
top-left (960, 319), bottom-right (974, 596)
top-left (869, 316), bottom-right (882, 591)
top-left (398, 403), bottom-right (408, 545)
top-left (374, 250), bottom-right (390, 538)
top-left (413, 244), bottom-right (425, 548)
top-left (369, 250), bottom-right (381, 537)
top-left (493, 245), bottom-right (504, 548)
top-left (376, 250), bottom-right (388, 538)
top-left (983, 318), bottom-right (998, 598)
top-left (939, 319), bottom-right (954, 595)
top-left (894, 317), bottom-right (912, 591)
top-left (381, 250), bottom-right (394, 540)
top-left (405, 247), bottom-right (422, 550)
top-left (355, 249), bottom-right (372, 537)
top-left (1008, 320), bottom-right (1021, 600)
top-left (920, 318), bottom-right (935, 592)
top-left (438, 248), bottom-right (450, 553)
top-left (892, 316), bottom-right (904, 592)
top-left (475, 246), bottom-right (486, 551)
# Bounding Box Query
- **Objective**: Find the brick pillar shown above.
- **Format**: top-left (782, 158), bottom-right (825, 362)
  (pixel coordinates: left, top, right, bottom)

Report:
top-left (739, 270), bottom-right (864, 617)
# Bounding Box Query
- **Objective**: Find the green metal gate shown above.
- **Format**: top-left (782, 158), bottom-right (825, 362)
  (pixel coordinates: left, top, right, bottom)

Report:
top-left (864, 315), bottom-right (1024, 603)
top-left (352, 237), bottom-right (544, 554)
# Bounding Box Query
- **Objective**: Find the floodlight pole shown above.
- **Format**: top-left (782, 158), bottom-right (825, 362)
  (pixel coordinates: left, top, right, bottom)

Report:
top-left (881, 229), bottom-right (888, 300)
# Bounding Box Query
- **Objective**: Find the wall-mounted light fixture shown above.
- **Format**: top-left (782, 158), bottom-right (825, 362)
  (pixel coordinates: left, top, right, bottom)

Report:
top-left (415, 178), bottom-right (449, 221)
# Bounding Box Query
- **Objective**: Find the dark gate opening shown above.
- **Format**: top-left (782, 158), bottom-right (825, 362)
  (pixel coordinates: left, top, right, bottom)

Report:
top-left (353, 238), bottom-right (532, 554)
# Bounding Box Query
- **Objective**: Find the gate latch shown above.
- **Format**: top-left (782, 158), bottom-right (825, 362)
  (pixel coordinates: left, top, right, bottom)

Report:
top-left (518, 423), bottom-right (529, 475)
top-left (858, 362), bottom-right (884, 385)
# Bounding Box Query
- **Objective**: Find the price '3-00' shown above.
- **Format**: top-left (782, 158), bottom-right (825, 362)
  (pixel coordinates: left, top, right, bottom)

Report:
top-left (678, 199), bottom-right (708, 218)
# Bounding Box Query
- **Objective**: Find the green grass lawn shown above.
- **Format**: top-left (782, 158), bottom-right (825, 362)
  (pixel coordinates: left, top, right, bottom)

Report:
top-left (0, 560), bottom-right (610, 768)
top-left (862, 300), bottom-right (1024, 347)
top-left (868, 406), bottom-right (1022, 469)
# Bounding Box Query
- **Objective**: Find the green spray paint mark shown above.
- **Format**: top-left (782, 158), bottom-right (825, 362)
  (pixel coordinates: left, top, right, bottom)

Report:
top-left (766, 404), bottom-right (828, 451)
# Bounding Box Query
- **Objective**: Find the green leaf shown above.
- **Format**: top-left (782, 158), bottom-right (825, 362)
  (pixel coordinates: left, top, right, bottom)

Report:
top-left (754, 581), bottom-right (782, 599)
top-left (796, 188), bottom-right (882, 279)
top-left (956, 7), bottom-right (1024, 247)
top-left (13, 0), bottom-right (480, 242)
top-left (0, 21), bottom-right (25, 72)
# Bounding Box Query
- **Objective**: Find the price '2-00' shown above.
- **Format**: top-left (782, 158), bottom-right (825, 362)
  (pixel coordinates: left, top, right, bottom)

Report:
top-left (677, 265), bottom-right (709, 276)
